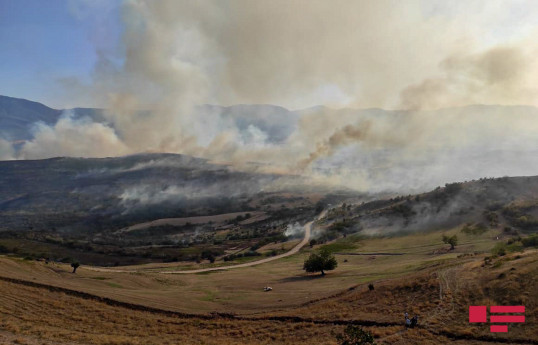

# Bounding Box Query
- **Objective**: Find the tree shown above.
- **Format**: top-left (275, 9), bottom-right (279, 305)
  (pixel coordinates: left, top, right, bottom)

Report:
top-left (303, 248), bottom-right (337, 276)
top-left (71, 262), bottom-right (80, 273)
top-left (442, 234), bottom-right (458, 250)
top-left (336, 325), bottom-right (376, 345)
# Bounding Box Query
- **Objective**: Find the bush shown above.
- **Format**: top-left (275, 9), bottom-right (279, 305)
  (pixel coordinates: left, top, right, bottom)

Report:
top-left (0, 244), bottom-right (9, 253)
top-left (391, 204), bottom-right (415, 218)
top-left (522, 234), bottom-right (538, 247)
top-left (444, 182), bottom-right (462, 195)
top-left (492, 243), bottom-right (507, 256)
top-left (461, 223), bottom-right (488, 235)
top-left (483, 211), bottom-right (499, 227)
top-left (336, 325), bottom-right (376, 345)
top-left (491, 241), bottom-right (523, 256)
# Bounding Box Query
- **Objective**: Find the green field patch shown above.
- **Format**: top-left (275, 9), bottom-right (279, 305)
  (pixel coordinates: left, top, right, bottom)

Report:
top-left (320, 241), bottom-right (357, 253)
top-left (107, 282), bottom-right (123, 288)
top-left (200, 290), bottom-right (216, 302)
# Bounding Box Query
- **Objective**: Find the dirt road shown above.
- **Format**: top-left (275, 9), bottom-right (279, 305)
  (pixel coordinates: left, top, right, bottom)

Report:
top-left (162, 219), bottom-right (313, 274)
top-left (85, 211), bottom-right (324, 275)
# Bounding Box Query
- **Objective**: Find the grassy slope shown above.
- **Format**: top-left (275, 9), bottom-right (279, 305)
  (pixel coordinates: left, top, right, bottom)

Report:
top-left (1, 276), bottom-right (496, 345)
top-left (0, 227), bottom-right (513, 314)
top-left (0, 225), bottom-right (536, 344)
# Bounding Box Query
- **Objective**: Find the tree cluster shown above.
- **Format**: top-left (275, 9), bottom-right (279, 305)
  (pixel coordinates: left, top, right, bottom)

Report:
top-left (303, 249), bottom-right (337, 276)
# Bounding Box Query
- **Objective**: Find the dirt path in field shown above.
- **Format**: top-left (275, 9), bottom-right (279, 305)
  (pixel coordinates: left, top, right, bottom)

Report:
top-left (161, 219), bottom-right (313, 274)
top-left (85, 211), bottom-right (325, 275)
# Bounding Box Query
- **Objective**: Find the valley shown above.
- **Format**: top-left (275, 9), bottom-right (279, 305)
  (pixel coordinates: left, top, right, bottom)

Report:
top-left (1, 170), bottom-right (537, 344)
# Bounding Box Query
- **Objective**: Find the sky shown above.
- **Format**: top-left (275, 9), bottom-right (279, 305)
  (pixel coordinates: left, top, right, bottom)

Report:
top-left (0, 0), bottom-right (121, 108)
top-left (1, 0), bottom-right (538, 110)
top-left (2, 1), bottom-right (538, 192)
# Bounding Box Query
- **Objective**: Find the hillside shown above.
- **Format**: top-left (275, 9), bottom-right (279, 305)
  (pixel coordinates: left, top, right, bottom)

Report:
top-left (0, 153), bottom-right (361, 266)
top-left (0, 239), bottom-right (536, 344)
top-left (315, 176), bottom-right (538, 244)
top-left (0, 153), bottom-right (302, 231)
top-left (0, 95), bottom-right (60, 140)
top-left (0, 156), bottom-right (537, 343)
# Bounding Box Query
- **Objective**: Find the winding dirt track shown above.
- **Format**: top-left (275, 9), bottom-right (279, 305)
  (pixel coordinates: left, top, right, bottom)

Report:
top-left (85, 211), bottom-right (324, 275)
top-left (163, 219), bottom-right (313, 274)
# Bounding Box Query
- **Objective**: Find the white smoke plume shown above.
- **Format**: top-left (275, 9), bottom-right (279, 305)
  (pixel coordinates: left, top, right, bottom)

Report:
top-left (19, 111), bottom-right (129, 159)
top-left (5, 1), bottom-right (538, 194)
top-left (0, 138), bottom-right (15, 160)
top-left (284, 222), bottom-right (304, 238)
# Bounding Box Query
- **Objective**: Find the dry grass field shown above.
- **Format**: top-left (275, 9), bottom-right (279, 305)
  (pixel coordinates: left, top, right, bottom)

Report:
top-left (1, 275), bottom-right (500, 345)
top-left (0, 227), bottom-right (536, 344)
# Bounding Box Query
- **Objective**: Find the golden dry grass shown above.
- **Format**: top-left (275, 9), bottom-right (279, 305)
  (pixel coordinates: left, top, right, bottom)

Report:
top-left (0, 228), bottom-right (536, 344)
top-left (0, 226), bottom-right (500, 316)
top-left (0, 277), bottom-right (498, 345)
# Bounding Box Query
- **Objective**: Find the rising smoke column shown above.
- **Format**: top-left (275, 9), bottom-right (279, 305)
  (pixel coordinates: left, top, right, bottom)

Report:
top-left (11, 1), bottom-right (538, 193)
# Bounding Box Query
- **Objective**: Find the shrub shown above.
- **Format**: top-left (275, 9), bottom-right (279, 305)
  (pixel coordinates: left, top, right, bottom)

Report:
top-left (483, 211), bottom-right (499, 227)
top-left (492, 243), bottom-right (507, 256)
top-left (336, 325), bottom-right (376, 345)
top-left (303, 249), bottom-right (337, 276)
top-left (522, 234), bottom-right (538, 247)
top-left (0, 244), bottom-right (9, 253)
top-left (461, 223), bottom-right (488, 235)
top-left (491, 241), bottom-right (523, 256)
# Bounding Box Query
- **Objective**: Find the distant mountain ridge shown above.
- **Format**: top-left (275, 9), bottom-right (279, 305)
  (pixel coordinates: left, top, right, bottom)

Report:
top-left (4, 94), bottom-right (538, 147)
top-left (0, 95), bottom-right (61, 141)
top-left (0, 95), bottom-right (299, 144)
top-left (0, 95), bottom-right (106, 142)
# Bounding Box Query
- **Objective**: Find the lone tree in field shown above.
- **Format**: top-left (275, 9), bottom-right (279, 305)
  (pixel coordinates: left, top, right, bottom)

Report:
top-left (336, 325), bottom-right (376, 345)
top-left (442, 234), bottom-right (458, 250)
top-left (71, 262), bottom-right (80, 273)
top-left (303, 248), bottom-right (337, 276)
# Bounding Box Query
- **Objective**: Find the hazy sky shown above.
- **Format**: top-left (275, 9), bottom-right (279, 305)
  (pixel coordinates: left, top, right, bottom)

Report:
top-left (2, 1), bottom-right (538, 192)
top-left (0, 0), bottom-right (121, 108)
top-left (1, 0), bottom-right (538, 110)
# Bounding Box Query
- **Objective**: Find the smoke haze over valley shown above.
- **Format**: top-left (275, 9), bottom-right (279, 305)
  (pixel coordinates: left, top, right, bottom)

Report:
top-left (2, 1), bottom-right (538, 195)
top-left (2, 96), bottom-right (538, 193)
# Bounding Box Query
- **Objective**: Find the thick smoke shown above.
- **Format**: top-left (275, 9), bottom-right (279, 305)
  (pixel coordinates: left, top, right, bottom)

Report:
top-left (284, 222), bottom-right (304, 238)
top-left (400, 46), bottom-right (537, 110)
top-left (0, 138), bottom-right (15, 160)
top-left (20, 111), bottom-right (129, 159)
top-left (6, 1), bottom-right (538, 193)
